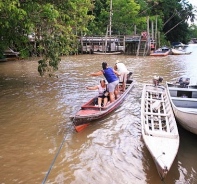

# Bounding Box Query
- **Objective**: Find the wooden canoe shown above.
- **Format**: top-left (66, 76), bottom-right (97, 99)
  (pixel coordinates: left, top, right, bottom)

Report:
top-left (150, 46), bottom-right (170, 56)
top-left (166, 82), bottom-right (197, 135)
top-left (70, 79), bottom-right (134, 130)
top-left (141, 84), bottom-right (179, 180)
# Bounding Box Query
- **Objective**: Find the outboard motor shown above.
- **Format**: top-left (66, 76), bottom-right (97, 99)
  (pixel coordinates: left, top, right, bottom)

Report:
top-left (153, 76), bottom-right (163, 87)
top-left (178, 77), bottom-right (190, 88)
top-left (126, 72), bottom-right (133, 84)
top-left (127, 72), bottom-right (133, 80)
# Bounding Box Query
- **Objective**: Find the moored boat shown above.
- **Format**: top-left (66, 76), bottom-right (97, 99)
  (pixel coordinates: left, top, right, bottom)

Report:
top-left (150, 46), bottom-right (170, 56)
top-left (166, 78), bottom-right (197, 135)
top-left (70, 79), bottom-right (134, 131)
top-left (141, 84), bottom-right (179, 180)
top-left (171, 48), bottom-right (192, 55)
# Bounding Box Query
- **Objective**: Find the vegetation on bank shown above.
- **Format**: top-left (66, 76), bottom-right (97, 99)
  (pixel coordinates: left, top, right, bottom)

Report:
top-left (0, 0), bottom-right (196, 76)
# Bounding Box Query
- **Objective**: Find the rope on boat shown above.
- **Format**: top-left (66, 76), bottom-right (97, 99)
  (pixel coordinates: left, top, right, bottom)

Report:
top-left (42, 134), bottom-right (68, 184)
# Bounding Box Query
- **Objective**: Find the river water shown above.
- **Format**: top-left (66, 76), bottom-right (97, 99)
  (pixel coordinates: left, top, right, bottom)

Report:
top-left (0, 45), bottom-right (197, 184)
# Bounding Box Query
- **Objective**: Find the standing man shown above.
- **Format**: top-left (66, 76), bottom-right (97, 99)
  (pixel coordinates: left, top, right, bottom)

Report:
top-left (114, 60), bottom-right (129, 91)
top-left (89, 62), bottom-right (120, 102)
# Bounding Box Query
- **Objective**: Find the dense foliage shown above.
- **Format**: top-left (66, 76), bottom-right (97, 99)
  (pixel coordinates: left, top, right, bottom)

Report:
top-left (0, 0), bottom-right (94, 75)
top-left (0, 0), bottom-right (196, 75)
top-left (189, 24), bottom-right (197, 38)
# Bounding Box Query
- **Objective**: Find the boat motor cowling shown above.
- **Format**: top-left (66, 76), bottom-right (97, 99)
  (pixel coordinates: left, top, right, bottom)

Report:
top-left (178, 77), bottom-right (190, 87)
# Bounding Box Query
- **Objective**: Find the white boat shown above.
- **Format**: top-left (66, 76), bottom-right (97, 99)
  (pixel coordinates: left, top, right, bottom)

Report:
top-left (166, 80), bottom-right (197, 135)
top-left (171, 48), bottom-right (192, 55)
top-left (141, 84), bottom-right (179, 180)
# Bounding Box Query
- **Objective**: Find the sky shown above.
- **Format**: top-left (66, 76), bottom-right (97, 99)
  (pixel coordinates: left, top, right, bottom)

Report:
top-left (187, 0), bottom-right (197, 24)
top-left (188, 0), bottom-right (197, 7)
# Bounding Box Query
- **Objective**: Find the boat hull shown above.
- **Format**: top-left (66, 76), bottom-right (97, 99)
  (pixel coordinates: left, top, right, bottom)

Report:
top-left (166, 82), bottom-right (197, 135)
top-left (141, 84), bottom-right (179, 180)
top-left (143, 135), bottom-right (179, 179)
top-left (150, 50), bottom-right (170, 56)
top-left (71, 101), bottom-right (123, 125)
top-left (71, 80), bottom-right (134, 126)
top-left (171, 48), bottom-right (192, 55)
top-left (150, 46), bottom-right (170, 56)
top-left (171, 106), bottom-right (197, 134)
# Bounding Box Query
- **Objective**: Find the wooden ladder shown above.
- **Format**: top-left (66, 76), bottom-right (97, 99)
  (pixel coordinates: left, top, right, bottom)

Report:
top-left (136, 38), bottom-right (148, 56)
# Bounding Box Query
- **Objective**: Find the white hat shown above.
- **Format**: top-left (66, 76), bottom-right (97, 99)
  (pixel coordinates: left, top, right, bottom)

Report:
top-left (153, 75), bottom-right (159, 80)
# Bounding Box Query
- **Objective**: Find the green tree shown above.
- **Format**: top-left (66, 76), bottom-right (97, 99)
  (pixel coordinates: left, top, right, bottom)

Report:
top-left (112, 0), bottom-right (140, 35)
top-left (87, 0), bottom-right (141, 35)
top-left (134, 0), bottom-right (196, 44)
top-left (189, 24), bottom-right (197, 38)
top-left (146, 0), bottom-right (196, 43)
top-left (0, 0), bottom-right (196, 73)
top-left (0, 0), bottom-right (94, 76)
top-left (0, 0), bottom-right (28, 56)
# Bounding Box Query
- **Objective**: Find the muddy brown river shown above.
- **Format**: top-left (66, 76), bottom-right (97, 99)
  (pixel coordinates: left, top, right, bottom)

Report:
top-left (0, 44), bottom-right (197, 184)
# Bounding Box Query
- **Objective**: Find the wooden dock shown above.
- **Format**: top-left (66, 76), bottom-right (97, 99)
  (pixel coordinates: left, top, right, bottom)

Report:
top-left (79, 34), bottom-right (152, 56)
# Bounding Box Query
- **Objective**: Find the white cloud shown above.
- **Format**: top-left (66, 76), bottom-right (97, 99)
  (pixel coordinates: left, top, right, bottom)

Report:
top-left (187, 0), bottom-right (197, 6)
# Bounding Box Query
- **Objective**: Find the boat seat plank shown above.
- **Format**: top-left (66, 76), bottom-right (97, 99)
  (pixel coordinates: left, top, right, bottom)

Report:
top-left (171, 97), bottom-right (197, 102)
top-left (144, 114), bottom-right (176, 138)
top-left (169, 87), bottom-right (197, 92)
top-left (145, 98), bottom-right (164, 102)
top-left (144, 127), bottom-right (179, 138)
top-left (177, 107), bottom-right (197, 113)
top-left (144, 112), bottom-right (169, 116)
top-left (146, 89), bottom-right (163, 93)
